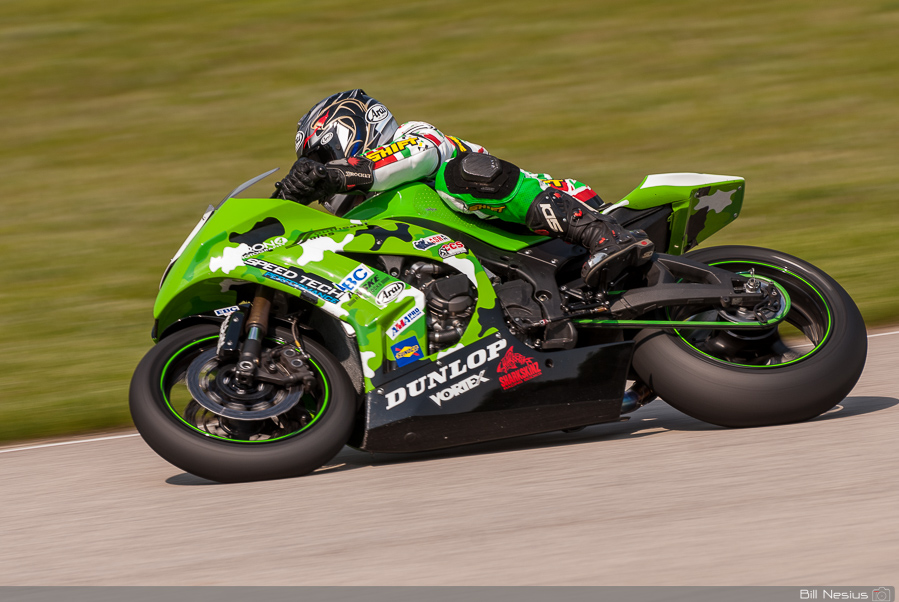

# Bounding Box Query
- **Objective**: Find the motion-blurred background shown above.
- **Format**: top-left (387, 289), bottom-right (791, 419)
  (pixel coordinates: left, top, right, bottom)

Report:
top-left (2, 0), bottom-right (897, 442)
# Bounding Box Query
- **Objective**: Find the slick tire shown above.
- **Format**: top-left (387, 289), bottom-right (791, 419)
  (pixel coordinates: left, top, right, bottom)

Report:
top-left (130, 324), bottom-right (356, 483)
top-left (631, 246), bottom-right (867, 428)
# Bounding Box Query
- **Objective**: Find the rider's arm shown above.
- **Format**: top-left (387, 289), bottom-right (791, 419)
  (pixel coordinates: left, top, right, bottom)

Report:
top-left (364, 121), bottom-right (487, 192)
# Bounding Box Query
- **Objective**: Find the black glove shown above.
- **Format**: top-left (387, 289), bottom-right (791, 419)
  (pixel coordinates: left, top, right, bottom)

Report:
top-left (276, 158), bottom-right (331, 203)
top-left (323, 157), bottom-right (375, 194)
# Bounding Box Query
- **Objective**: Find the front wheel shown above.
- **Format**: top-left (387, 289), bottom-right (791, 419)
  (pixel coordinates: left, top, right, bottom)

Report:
top-left (130, 324), bottom-right (356, 482)
top-left (631, 246), bottom-right (867, 427)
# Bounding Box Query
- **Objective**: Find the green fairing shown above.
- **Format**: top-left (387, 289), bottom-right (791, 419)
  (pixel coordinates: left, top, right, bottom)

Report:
top-left (345, 182), bottom-right (550, 251)
top-left (620, 175), bottom-right (745, 254)
top-left (156, 192), bottom-right (499, 393)
top-left (154, 174), bottom-right (744, 394)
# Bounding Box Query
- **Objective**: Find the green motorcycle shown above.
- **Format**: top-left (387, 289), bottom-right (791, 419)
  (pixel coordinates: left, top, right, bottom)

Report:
top-left (130, 170), bottom-right (867, 482)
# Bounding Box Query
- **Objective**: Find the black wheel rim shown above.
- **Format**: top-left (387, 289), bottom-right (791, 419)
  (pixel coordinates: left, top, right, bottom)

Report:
top-left (669, 260), bottom-right (833, 368)
top-left (159, 336), bottom-right (331, 443)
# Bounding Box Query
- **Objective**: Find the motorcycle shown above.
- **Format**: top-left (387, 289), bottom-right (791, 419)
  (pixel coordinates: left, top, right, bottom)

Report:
top-left (130, 169), bottom-right (867, 482)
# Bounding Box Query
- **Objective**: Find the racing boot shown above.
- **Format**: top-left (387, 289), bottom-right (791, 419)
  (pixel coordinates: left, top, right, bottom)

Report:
top-left (526, 189), bottom-right (655, 289)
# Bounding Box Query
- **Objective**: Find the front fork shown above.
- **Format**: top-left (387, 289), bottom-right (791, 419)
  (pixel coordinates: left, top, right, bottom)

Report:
top-left (216, 286), bottom-right (312, 388)
top-left (235, 286), bottom-right (274, 385)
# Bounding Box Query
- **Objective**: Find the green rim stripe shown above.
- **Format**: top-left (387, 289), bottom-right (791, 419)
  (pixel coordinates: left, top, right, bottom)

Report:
top-left (159, 336), bottom-right (330, 443)
top-left (672, 260), bottom-right (833, 369)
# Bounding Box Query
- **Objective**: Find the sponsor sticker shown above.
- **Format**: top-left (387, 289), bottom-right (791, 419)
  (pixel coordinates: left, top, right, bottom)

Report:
top-left (297, 224), bottom-right (364, 244)
top-left (539, 203), bottom-right (563, 232)
top-left (365, 138), bottom-right (421, 162)
top-left (388, 307), bottom-right (424, 340)
top-left (337, 264), bottom-right (373, 294)
top-left (438, 241), bottom-right (467, 258)
top-left (391, 336), bottom-right (423, 368)
top-left (241, 236), bottom-right (288, 259)
top-left (412, 234), bottom-right (451, 251)
top-left (360, 272), bottom-right (389, 294)
top-left (374, 281), bottom-right (404, 306)
top-left (366, 104), bottom-right (390, 123)
top-left (469, 203), bottom-right (506, 214)
top-left (384, 338), bottom-right (508, 410)
top-left (496, 346), bottom-right (543, 390)
top-left (214, 305), bottom-right (240, 317)
top-left (244, 257), bottom-right (346, 304)
top-left (429, 371), bottom-right (488, 406)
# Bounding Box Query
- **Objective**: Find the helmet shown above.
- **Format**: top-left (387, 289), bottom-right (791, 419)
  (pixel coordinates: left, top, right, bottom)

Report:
top-left (295, 89), bottom-right (398, 163)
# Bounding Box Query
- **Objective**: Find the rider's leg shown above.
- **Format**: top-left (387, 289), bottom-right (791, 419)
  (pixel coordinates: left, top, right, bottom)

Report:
top-left (435, 152), bottom-right (654, 287)
top-left (525, 188), bottom-right (654, 288)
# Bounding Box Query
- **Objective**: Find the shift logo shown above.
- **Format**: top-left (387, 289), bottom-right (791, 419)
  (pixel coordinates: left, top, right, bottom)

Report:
top-left (365, 138), bottom-right (421, 162)
top-left (497, 346), bottom-right (542, 390)
top-left (337, 264), bottom-right (372, 294)
top-left (384, 338), bottom-right (508, 410)
top-left (388, 307), bottom-right (423, 340)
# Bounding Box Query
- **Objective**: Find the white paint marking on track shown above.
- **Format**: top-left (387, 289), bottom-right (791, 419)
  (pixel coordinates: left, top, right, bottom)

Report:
top-left (868, 329), bottom-right (899, 338)
top-left (1, 331), bottom-right (898, 457)
top-left (0, 433), bottom-right (140, 455)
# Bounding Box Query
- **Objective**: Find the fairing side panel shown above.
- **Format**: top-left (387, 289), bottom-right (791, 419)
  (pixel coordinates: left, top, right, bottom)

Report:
top-left (357, 315), bottom-right (633, 453)
top-left (344, 183), bottom-right (551, 251)
top-left (154, 197), bottom-right (503, 394)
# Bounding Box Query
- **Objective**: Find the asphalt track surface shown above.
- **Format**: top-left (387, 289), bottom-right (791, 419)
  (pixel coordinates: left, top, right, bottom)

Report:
top-left (1, 331), bottom-right (897, 585)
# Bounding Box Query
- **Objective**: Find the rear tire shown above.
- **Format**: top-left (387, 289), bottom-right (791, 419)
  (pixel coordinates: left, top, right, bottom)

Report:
top-left (631, 246), bottom-right (866, 427)
top-left (130, 324), bottom-right (356, 482)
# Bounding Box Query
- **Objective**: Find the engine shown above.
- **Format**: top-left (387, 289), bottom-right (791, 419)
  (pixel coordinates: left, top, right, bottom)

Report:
top-left (404, 261), bottom-right (476, 353)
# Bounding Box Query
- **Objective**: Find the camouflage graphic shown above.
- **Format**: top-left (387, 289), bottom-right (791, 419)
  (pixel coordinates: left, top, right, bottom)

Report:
top-left (156, 190), bottom-right (499, 393)
top-left (155, 174), bottom-right (742, 395)
top-left (619, 173), bottom-right (745, 254)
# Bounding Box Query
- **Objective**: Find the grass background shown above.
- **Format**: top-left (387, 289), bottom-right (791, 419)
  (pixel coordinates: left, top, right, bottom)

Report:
top-left (2, 0), bottom-right (898, 442)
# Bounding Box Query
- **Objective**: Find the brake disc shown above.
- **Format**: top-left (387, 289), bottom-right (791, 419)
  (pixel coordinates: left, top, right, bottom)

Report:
top-left (185, 348), bottom-right (303, 421)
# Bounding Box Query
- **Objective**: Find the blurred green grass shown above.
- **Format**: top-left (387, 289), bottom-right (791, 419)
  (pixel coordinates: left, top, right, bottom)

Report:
top-left (2, 0), bottom-right (898, 442)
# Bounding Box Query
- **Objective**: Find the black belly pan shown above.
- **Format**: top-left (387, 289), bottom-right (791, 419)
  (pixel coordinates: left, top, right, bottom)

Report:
top-left (358, 334), bottom-right (633, 453)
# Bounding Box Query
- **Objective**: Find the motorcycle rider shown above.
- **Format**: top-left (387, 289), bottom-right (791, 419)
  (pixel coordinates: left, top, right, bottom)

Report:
top-left (274, 89), bottom-right (654, 288)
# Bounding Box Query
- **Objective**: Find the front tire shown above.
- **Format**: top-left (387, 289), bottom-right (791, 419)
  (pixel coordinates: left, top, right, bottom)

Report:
top-left (130, 324), bottom-right (356, 482)
top-left (631, 246), bottom-right (866, 427)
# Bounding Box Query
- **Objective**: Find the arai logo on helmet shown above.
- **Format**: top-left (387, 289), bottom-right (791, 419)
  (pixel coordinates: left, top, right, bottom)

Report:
top-left (320, 131), bottom-right (334, 144)
top-left (366, 104), bottom-right (389, 123)
top-left (295, 131), bottom-right (305, 152)
top-left (375, 281), bottom-right (404, 306)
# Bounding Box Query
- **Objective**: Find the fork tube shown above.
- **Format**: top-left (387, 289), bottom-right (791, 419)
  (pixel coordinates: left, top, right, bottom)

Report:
top-left (237, 286), bottom-right (274, 374)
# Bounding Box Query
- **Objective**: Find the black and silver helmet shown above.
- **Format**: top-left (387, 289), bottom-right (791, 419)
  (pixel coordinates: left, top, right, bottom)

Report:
top-left (295, 89), bottom-right (398, 163)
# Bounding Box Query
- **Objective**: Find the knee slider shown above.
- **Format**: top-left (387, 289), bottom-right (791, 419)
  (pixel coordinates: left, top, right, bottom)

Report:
top-left (444, 152), bottom-right (520, 200)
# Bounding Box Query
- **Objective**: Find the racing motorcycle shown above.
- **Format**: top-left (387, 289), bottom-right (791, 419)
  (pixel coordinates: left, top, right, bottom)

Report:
top-left (130, 169), bottom-right (867, 482)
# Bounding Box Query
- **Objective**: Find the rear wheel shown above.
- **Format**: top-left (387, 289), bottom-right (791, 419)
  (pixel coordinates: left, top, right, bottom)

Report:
top-left (130, 324), bottom-right (356, 482)
top-left (631, 246), bottom-right (866, 427)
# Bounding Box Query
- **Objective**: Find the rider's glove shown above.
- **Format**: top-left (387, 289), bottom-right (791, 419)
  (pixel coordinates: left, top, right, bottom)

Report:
top-left (322, 157), bottom-right (375, 194)
top-left (276, 158), bottom-right (329, 203)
